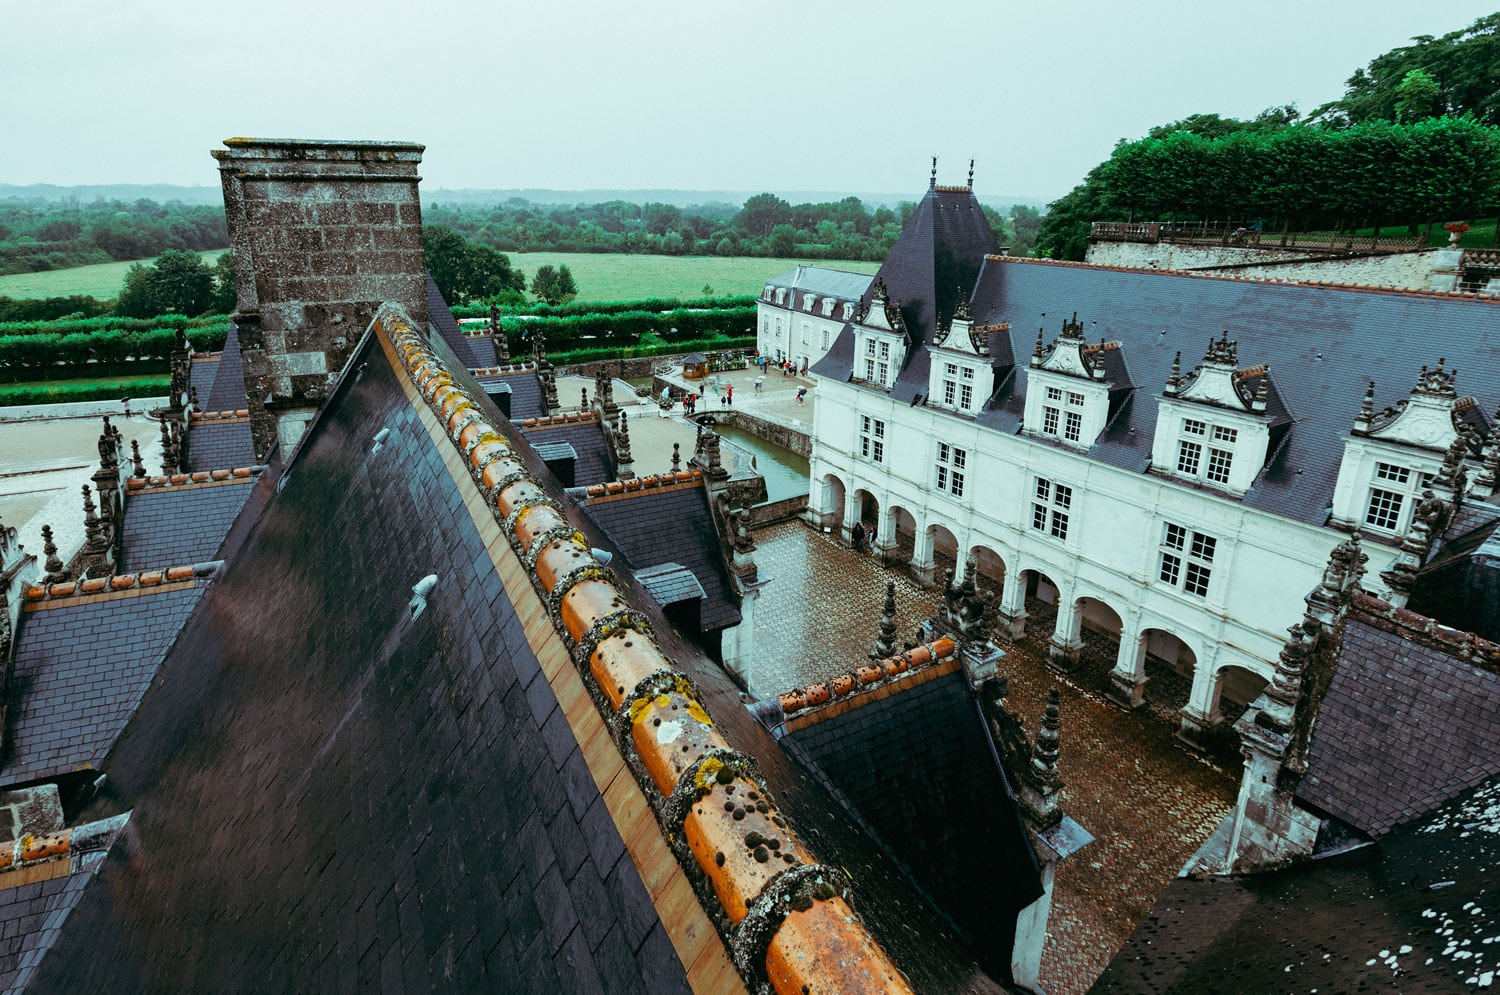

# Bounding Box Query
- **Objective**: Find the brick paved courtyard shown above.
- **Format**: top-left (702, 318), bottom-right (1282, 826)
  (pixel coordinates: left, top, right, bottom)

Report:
top-left (750, 520), bottom-right (1238, 995)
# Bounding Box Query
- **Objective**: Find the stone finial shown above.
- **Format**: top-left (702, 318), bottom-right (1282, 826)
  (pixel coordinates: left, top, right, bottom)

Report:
top-left (1474, 413), bottom-right (1500, 495)
top-left (540, 367), bottom-right (559, 413)
top-left (1163, 351), bottom-right (1182, 396)
top-left (97, 417), bottom-right (118, 469)
top-left (930, 155), bottom-right (938, 189)
top-left (615, 411), bottom-right (633, 465)
top-left (1259, 621), bottom-right (1313, 731)
top-left (967, 157), bottom-right (975, 189)
top-left (130, 439), bottom-right (147, 479)
top-left (1353, 380), bottom-right (1376, 435)
top-left (1204, 329), bottom-right (1237, 366)
top-left (1017, 688), bottom-right (1064, 829)
top-left (81, 485), bottom-right (108, 556)
top-left (40, 524), bottom-right (68, 584)
top-left (671, 442), bottom-right (681, 473)
top-left (1059, 312), bottom-right (1084, 342)
top-left (730, 506), bottom-right (755, 555)
top-left (1432, 431), bottom-right (1469, 506)
top-left (1250, 375), bottom-right (1269, 413)
top-left (158, 418), bottom-right (175, 475)
top-left (953, 294), bottom-right (972, 323)
top-left (580, 386), bottom-right (589, 410)
top-left (1412, 357), bottom-right (1457, 398)
top-left (1030, 326), bottom-right (1046, 367)
top-left (870, 580), bottom-right (898, 660)
top-left (1319, 532), bottom-right (1367, 602)
top-left (491, 305), bottom-right (511, 363)
top-left (1033, 689), bottom-right (1062, 781)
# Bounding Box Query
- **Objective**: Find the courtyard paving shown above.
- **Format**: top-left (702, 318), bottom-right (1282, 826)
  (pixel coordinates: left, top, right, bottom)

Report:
top-left (750, 520), bottom-right (1238, 995)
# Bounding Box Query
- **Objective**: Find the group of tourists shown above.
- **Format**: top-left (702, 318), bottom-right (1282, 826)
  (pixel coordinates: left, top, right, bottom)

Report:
top-left (850, 521), bottom-right (877, 554)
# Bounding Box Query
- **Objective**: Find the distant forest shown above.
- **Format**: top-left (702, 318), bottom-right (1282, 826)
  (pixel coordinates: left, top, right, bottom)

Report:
top-left (0, 191), bottom-right (1040, 286)
top-left (0, 198), bottom-right (226, 275)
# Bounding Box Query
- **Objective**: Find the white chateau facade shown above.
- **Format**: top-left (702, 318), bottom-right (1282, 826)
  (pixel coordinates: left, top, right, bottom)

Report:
top-left (765, 176), bottom-right (1500, 745)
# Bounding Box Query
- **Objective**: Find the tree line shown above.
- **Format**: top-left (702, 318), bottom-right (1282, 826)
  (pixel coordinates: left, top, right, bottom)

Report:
top-left (1037, 13), bottom-right (1500, 260)
top-left (0, 197), bottom-right (226, 274)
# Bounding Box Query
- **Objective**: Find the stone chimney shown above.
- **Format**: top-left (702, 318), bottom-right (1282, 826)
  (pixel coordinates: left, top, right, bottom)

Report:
top-left (212, 138), bottom-right (428, 461)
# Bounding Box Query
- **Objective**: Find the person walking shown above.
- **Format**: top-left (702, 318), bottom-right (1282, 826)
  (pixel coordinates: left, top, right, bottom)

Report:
top-left (851, 521), bottom-right (867, 553)
top-left (726, 384), bottom-right (733, 407)
top-left (796, 387), bottom-right (807, 404)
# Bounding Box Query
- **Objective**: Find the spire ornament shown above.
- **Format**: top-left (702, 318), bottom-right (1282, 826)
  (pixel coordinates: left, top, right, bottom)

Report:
top-left (40, 524), bottom-right (68, 583)
top-left (871, 580), bottom-right (899, 659)
top-left (1354, 380), bottom-right (1376, 435)
top-left (130, 440), bottom-right (146, 479)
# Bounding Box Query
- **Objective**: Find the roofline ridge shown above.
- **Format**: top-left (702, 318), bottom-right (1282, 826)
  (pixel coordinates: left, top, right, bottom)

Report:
top-left (776, 636), bottom-right (958, 719)
top-left (469, 361), bottom-right (537, 377)
top-left (987, 255), bottom-right (1500, 303)
top-left (124, 465), bottom-right (264, 492)
top-left (1351, 592), bottom-right (1500, 672)
top-left (380, 302), bottom-right (913, 994)
top-left (24, 560), bottom-right (222, 604)
top-left (584, 469), bottom-right (703, 501)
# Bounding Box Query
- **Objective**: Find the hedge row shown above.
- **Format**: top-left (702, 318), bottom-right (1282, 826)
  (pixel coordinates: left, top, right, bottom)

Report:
top-left (496, 306), bottom-right (756, 354)
top-left (0, 313), bottom-right (230, 338)
top-left (0, 325), bottom-right (229, 381)
top-left (0, 295), bottom-right (114, 323)
top-left (549, 335), bottom-right (755, 367)
top-left (451, 295), bottom-right (756, 320)
top-left (0, 378), bottom-right (170, 407)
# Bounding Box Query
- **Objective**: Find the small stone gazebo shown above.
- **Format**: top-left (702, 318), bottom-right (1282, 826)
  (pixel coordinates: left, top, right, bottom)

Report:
top-left (681, 352), bottom-right (709, 380)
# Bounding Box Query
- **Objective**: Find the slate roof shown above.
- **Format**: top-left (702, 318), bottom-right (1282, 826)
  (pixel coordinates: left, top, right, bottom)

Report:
top-left (633, 562), bottom-right (706, 606)
top-left (184, 421), bottom-right (255, 472)
top-left (466, 331), bottom-right (499, 368)
top-left (187, 355), bottom-right (219, 403)
top-left (424, 272), bottom-right (481, 368)
top-left (1094, 777), bottom-right (1500, 994)
top-left (1412, 505), bottom-right (1500, 641)
top-left (810, 183), bottom-right (998, 401)
top-left (1295, 614), bottom-right (1500, 837)
top-left (3, 582), bottom-right (208, 786)
top-left (974, 260), bottom-right (1500, 523)
top-left (521, 422), bottom-right (614, 486)
top-left (0, 814), bottom-right (129, 992)
top-left (479, 370), bottom-right (545, 421)
top-left (578, 485), bottom-right (741, 632)
top-left (763, 265), bottom-right (874, 302)
top-left (119, 479), bottom-right (258, 572)
top-left (29, 342), bottom-right (693, 993)
top-left (777, 667), bottom-right (1042, 983)
top-left (202, 323), bottom-right (248, 412)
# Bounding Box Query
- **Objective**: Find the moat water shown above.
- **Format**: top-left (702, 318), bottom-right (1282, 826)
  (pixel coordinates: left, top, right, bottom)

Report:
top-left (712, 424), bottom-right (809, 504)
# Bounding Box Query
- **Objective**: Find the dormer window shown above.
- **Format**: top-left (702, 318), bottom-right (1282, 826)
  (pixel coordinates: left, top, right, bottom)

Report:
top-left (940, 363), bottom-right (977, 411)
top-left (1040, 386), bottom-right (1086, 443)
top-left (843, 303), bottom-right (855, 320)
top-left (1174, 419), bottom-right (1237, 485)
top-left (803, 293), bottom-right (816, 311)
top-left (1363, 461), bottom-right (1433, 533)
top-left (863, 338), bottom-right (892, 387)
top-left (775, 288), bottom-right (787, 306)
top-left (821, 298), bottom-right (835, 317)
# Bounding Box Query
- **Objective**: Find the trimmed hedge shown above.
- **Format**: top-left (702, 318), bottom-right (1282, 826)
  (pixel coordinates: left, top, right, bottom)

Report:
top-left (0, 324), bottom-right (229, 381)
top-left (0, 313), bottom-right (230, 338)
top-left (494, 305), bottom-right (756, 356)
top-left (549, 336), bottom-right (754, 366)
top-left (451, 295), bottom-right (756, 320)
top-left (0, 378), bottom-right (170, 407)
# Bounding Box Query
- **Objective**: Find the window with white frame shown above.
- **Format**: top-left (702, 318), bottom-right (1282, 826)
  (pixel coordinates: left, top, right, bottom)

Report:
top-left (843, 303), bottom-right (855, 320)
top-left (859, 415), bottom-right (885, 463)
top-left (935, 442), bottom-right (966, 497)
top-left (1363, 460), bottom-right (1432, 532)
top-left (821, 299), bottom-right (835, 316)
top-left (801, 322), bottom-right (810, 345)
top-left (1158, 522), bottom-right (1215, 598)
top-left (863, 338), bottom-right (892, 386)
top-left (821, 328), bottom-right (830, 350)
top-left (1031, 478), bottom-right (1072, 541)
top-left (1175, 417), bottom-right (1238, 485)
top-left (1040, 385), bottom-right (1087, 443)
top-left (940, 363), bottom-right (977, 412)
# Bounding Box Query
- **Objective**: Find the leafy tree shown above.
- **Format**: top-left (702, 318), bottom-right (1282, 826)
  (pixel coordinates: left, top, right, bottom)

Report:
top-left (210, 252), bottom-right (237, 314)
top-left (1395, 67), bottom-right (1441, 122)
top-left (530, 264), bottom-right (578, 305)
top-left (769, 224), bottom-right (797, 256)
top-left (1313, 14), bottom-right (1500, 126)
top-left (115, 249), bottom-right (217, 317)
top-left (422, 225), bottom-right (525, 305)
top-left (736, 193), bottom-right (793, 237)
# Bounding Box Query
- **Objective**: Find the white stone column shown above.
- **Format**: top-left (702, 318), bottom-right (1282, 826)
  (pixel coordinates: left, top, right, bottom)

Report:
top-left (1011, 858), bottom-right (1055, 992)
top-left (1106, 611), bottom-right (1149, 709)
top-left (841, 488), bottom-right (862, 543)
top-left (911, 520), bottom-right (937, 587)
top-left (1177, 648), bottom-right (1222, 749)
top-left (996, 567), bottom-right (1028, 639)
top-left (1046, 593), bottom-right (1083, 672)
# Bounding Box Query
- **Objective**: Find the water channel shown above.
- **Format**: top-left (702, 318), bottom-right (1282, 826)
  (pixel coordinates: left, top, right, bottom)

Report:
top-left (712, 423), bottom-right (809, 504)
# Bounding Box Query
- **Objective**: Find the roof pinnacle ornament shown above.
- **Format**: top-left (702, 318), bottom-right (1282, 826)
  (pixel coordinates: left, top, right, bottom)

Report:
top-left (1030, 326), bottom-right (1046, 367)
top-left (870, 580), bottom-right (898, 660)
top-left (40, 524), bottom-right (68, 583)
top-left (130, 439), bottom-right (147, 479)
top-left (1204, 329), bottom-right (1238, 366)
top-left (967, 158), bottom-right (975, 189)
top-left (930, 155), bottom-right (938, 189)
top-left (1354, 380), bottom-right (1376, 434)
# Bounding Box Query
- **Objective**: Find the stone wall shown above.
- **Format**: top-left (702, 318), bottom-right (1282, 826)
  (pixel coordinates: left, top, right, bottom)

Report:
top-left (690, 409), bottom-right (812, 458)
top-left (213, 138), bottom-right (428, 460)
top-left (748, 493), bottom-right (808, 528)
top-left (1087, 241), bottom-right (1460, 292)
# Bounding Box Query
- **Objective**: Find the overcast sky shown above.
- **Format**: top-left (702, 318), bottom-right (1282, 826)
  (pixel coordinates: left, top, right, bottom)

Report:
top-left (3, 1), bottom-right (1496, 202)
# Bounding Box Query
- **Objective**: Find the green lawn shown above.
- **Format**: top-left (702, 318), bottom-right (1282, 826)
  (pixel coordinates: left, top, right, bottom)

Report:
top-left (503, 252), bottom-right (879, 302)
top-left (0, 250), bottom-right (228, 300)
top-left (0, 249), bottom-right (876, 304)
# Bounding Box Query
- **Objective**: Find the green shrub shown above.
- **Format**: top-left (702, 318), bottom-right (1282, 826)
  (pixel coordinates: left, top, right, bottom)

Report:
top-left (0, 378), bottom-right (170, 407)
top-left (549, 335), bottom-right (754, 366)
top-left (450, 295), bottom-right (756, 320)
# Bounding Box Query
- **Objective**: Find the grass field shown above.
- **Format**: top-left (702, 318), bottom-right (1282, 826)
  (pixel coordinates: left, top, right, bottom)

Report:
top-left (0, 250), bottom-right (877, 304)
top-left (504, 252), bottom-right (879, 302)
top-left (0, 250), bottom-right (229, 300)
